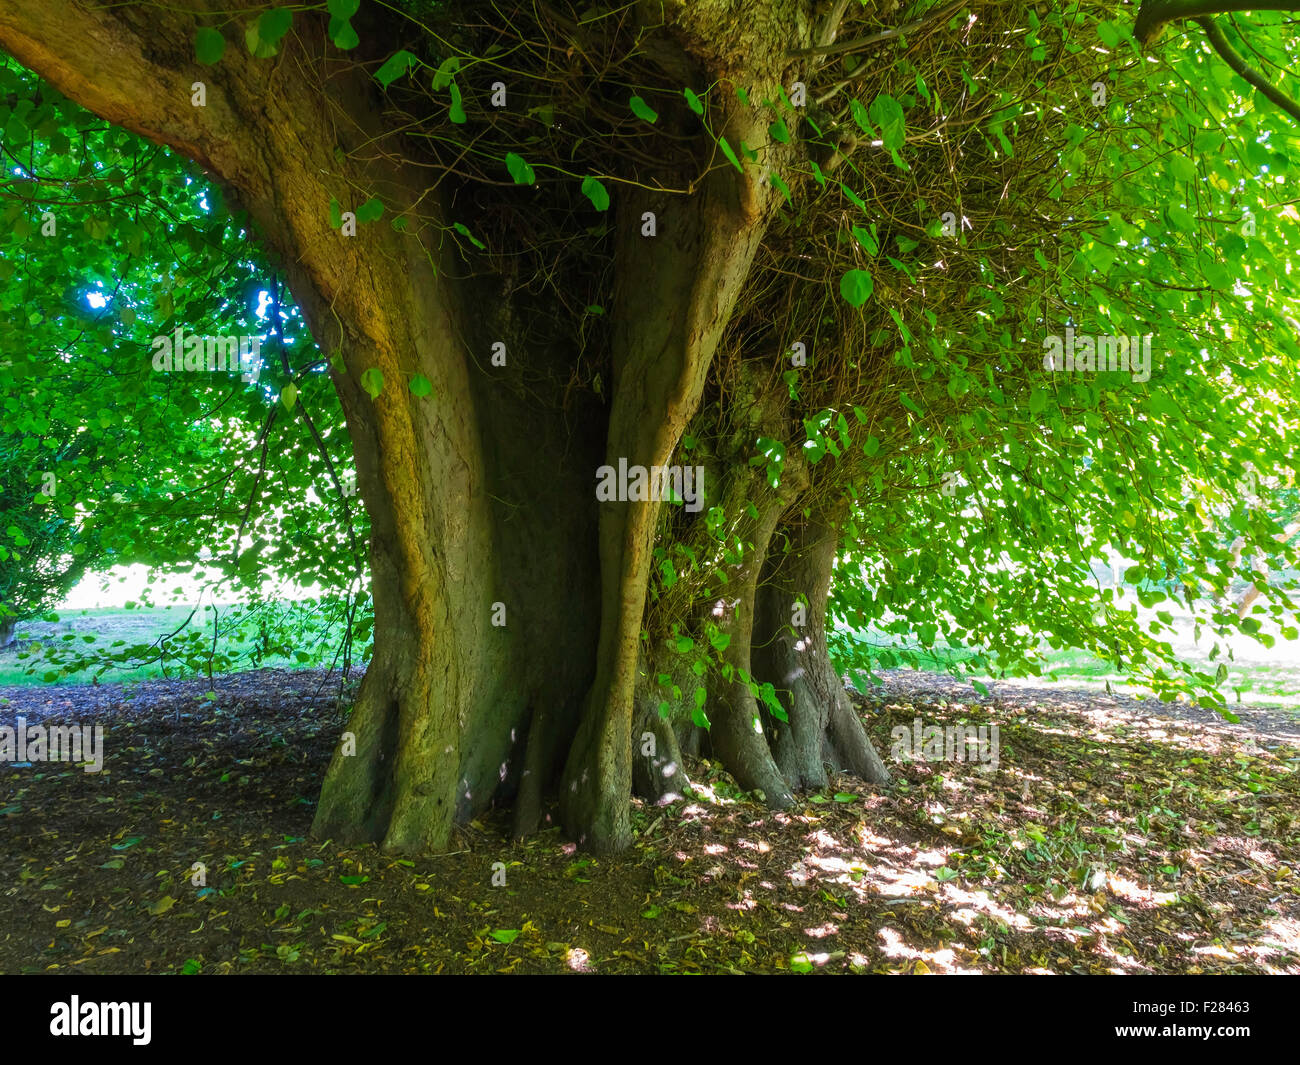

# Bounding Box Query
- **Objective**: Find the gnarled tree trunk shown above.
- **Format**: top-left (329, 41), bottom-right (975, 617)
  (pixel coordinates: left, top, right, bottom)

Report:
top-left (0, 0), bottom-right (878, 855)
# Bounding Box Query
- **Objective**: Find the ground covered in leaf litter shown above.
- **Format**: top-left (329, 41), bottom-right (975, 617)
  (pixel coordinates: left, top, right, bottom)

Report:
top-left (0, 667), bottom-right (1296, 975)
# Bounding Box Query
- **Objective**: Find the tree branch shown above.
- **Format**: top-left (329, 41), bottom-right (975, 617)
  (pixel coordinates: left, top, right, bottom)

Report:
top-left (0, 0), bottom-right (265, 192)
top-left (789, 0), bottom-right (970, 58)
top-left (1197, 15), bottom-right (1300, 123)
top-left (1134, 1), bottom-right (1300, 46)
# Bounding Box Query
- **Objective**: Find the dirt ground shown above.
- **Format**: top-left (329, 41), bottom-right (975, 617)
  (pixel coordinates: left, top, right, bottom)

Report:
top-left (0, 667), bottom-right (1296, 974)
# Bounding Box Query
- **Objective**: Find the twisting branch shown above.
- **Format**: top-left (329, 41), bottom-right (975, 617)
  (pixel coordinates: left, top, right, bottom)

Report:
top-left (816, 0), bottom-right (853, 49)
top-left (1196, 15), bottom-right (1300, 123)
top-left (1134, 1), bottom-right (1300, 46)
top-left (789, 0), bottom-right (971, 58)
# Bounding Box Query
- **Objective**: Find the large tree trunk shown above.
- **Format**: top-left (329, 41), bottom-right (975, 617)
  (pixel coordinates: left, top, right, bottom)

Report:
top-left (310, 271), bottom-right (603, 851)
top-left (557, 103), bottom-right (792, 853)
top-left (0, 0), bottom-right (824, 854)
top-left (0, 1), bottom-right (599, 852)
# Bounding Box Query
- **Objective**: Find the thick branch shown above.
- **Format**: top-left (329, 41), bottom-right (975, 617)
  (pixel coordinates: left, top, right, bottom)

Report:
top-left (1196, 15), bottom-right (1300, 123)
top-left (1134, 1), bottom-right (1300, 46)
top-left (0, 0), bottom-right (270, 195)
top-left (1229, 519), bottom-right (1300, 617)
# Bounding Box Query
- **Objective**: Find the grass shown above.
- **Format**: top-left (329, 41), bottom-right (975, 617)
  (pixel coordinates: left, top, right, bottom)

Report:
top-left (8, 601), bottom-right (1300, 710)
top-left (0, 605), bottom-right (333, 686)
top-left (838, 612), bottom-right (1300, 709)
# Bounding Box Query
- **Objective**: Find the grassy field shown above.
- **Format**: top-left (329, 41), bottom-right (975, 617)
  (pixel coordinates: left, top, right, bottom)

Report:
top-left (0, 605), bottom-right (324, 686)
top-left (842, 618), bottom-right (1300, 708)
top-left (6, 602), bottom-right (1300, 711)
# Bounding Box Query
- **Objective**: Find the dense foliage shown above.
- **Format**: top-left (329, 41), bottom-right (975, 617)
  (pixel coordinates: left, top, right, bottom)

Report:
top-left (0, 58), bottom-right (367, 673)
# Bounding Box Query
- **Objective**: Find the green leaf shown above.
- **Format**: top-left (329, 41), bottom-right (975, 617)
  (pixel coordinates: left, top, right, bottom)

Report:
top-left (452, 221), bottom-right (485, 249)
top-left (868, 93), bottom-right (906, 150)
top-left (245, 22), bottom-right (279, 59)
top-left (505, 152), bottom-right (536, 185)
top-left (581, 176), bottom-right (610, 211)
top-left (258, 8), bottom-right (293, 46)
top-left (1169, 154), bottom-right (1197, 182)
top-left (280, 383), bottom-right (298, 411)
top-left (684, 87), bottom-right (705, 115)
top-left (329, 17), bottom-right (360, 50)
top-left (329, 197), bottom-right (343, 228)
top-left (360, 367), bottom-right (385, 399)
top-left (769, 118), bottom-right (790, 144)
top-left (195, 28), bottom-right (226, 66)
top-left (149, 895), bottom-right (178, 916)
top-left (850, 99), bottom-right (874, 137)
top-left (1166, 204), bottom-right (1196, 232)
top-left (718, 136), bottom-right (743, 173)
top-left (339, 874), bottom-right (370, 885)
top-left (851, 224), bottom-right (878, 255)
top-left (839, 269), bottom-right (874, 307)
top-left (448, 82), bottom-right (467, 123)
top-left (245, 9), bottom-right (291, 57)
top-left (409, 374), bottom-right (433, 398)
top-left (490, 928), bottom-right (520, 944)
top-left (375, 50), bottom-right (418, 89)
top-left (432, 57), bottom-right (461, 92)
top-left (770, 171), bottom-right (792, 204)
top-left (629, 95), bottom-right (659, 123)
top-left (327, 0), bottom-right (361, 17)
top-left (355, 197), bottom-right (384, 223)
top-left (840, 182), bottom-right (868, 213)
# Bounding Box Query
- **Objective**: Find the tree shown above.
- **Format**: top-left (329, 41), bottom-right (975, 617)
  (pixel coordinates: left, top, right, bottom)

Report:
top-left (0, 430), bottom-right (91, 645)
top-left (0, 52), bottom-right (367, 675)
top-left (2, 1), bottom-right (1298, 855)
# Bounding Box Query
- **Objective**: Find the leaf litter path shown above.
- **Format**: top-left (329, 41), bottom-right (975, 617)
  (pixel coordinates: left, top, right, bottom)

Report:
top-left (0, 668), bottom-right (1296, 974)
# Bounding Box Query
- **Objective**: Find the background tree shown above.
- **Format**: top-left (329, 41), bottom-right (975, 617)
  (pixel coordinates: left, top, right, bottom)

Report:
top-left (0, 430), bottom-right (95, 645)
top-left (0, 54), bottom-right (368, 674)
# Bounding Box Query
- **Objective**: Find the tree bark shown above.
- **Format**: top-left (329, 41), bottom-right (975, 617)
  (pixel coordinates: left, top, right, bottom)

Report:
top-left (631, 651), bottom-right (692, 805)
top-left (700, 464), bottom-right (800, 808)
top-left (752, 501), bottom-right (889, 791)
top-left (558, 103), bottom-right (786, 852)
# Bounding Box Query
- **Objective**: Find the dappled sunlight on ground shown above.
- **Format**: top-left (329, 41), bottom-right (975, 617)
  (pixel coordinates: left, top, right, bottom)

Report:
top-left (0, 667), bottom-right (1295, 973)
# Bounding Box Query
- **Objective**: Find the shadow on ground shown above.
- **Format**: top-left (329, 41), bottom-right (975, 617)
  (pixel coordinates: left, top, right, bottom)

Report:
top-left (0, 668), bottom-right (1296, 974)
